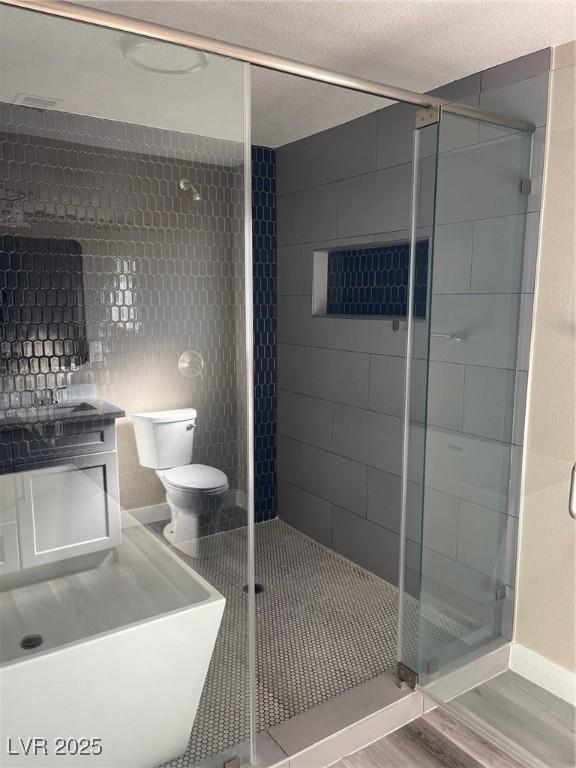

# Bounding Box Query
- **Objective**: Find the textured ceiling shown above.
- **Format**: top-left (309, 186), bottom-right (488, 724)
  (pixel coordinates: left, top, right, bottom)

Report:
top-left (50, 1), bottom-right (576, 145)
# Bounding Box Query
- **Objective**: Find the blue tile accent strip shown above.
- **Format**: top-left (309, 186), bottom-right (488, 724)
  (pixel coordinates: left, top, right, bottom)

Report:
top-left (252, 146), bottom-right (277, 522)
top-left (326, 240), bottom-right (428, 318)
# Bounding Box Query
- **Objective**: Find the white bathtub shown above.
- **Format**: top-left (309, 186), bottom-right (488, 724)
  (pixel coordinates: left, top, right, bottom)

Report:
top-left (0, 525), bottom-right (225, 768)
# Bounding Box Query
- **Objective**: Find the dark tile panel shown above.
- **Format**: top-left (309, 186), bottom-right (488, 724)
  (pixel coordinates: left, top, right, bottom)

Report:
top-left (252, 145), bottom-right (278, 522)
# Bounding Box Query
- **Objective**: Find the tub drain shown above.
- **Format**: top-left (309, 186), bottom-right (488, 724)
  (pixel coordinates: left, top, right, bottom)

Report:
top-left (21, 634), bottom-right (43, 650)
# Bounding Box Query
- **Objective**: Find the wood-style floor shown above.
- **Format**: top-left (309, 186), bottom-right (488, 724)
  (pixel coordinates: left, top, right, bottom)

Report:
top-left (335, 671), bottom-right (576, 768)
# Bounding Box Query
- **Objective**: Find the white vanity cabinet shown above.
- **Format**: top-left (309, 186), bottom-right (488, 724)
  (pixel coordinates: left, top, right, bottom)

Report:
top-left (17, 451), bottom-right (121, 569)
top-left (0, 413), bottom-right (122, 579)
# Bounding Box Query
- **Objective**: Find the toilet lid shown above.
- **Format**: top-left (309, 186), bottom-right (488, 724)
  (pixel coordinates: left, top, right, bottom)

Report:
top-left (163, 464), bottom-right (228, 492)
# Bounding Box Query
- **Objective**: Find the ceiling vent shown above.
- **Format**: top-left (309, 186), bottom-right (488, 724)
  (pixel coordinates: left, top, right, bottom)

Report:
top-left (12, 93), bottom-right (62, 110)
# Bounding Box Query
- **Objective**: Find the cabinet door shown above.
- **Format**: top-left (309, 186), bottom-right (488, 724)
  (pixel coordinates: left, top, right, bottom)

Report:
top-left (17, 453), bottom-right (121, 569)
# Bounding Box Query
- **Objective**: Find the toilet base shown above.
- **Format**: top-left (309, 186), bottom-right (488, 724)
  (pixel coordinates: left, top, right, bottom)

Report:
top-left (163, 522), bottom-right (203, 558)
top-left (163, 495), bottom-right (225, 559)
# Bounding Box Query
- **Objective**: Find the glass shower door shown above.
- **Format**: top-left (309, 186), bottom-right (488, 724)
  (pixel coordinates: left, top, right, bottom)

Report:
top-left (399, 109), bottom-right (533, 689)
top-left (0, 6), bottom-right (254, 768)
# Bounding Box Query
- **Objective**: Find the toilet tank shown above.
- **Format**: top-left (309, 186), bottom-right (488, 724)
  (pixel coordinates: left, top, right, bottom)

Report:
top-left (132, 409), bottom-right (197, 469)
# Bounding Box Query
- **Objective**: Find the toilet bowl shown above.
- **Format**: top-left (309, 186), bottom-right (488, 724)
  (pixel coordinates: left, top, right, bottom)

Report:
top-left (158, 464), bottom-right (229, 553)
top-left (132, 409), bottom-right (229, 556)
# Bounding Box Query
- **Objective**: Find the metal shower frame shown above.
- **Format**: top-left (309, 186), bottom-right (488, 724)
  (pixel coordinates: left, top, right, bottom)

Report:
top-left (1, 0), bottom-right (535, 132)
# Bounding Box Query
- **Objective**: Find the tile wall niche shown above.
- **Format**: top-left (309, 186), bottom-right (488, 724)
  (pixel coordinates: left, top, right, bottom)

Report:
top-left (276, 49), bottom-right (550, 632)
top-left (325, 240), bottom-right (428, 318)
top-left (0, 103), bottom-right (251, 529)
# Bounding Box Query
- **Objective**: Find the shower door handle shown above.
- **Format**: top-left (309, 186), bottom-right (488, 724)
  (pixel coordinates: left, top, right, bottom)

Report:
top-left (431, 331), bottom-right (466, 342)
top-left (569, 462), bottom-right (576, 520)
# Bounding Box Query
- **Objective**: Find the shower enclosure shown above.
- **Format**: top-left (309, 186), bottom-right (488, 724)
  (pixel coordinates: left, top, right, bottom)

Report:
top-left (0, 5), bottom-right (254, 767)
top-left (0, 2), bottom-right (537, 766)
top-left (399, 108), bottom-right (533, 694)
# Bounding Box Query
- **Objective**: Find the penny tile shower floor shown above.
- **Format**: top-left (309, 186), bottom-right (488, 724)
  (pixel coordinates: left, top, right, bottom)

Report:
top-left (150, 518), bottom-right (398, 766)
top-left (153, 519), bottom-right (460, 767)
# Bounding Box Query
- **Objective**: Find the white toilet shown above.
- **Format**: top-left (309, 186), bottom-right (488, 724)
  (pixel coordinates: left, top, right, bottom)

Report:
top-left (131, 408), bottom-right (229, 555)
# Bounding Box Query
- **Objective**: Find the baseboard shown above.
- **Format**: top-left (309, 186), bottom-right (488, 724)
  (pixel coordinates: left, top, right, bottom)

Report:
top-left (121, 502), bottom-right (170, 528)
top-left (510, 642), bottom-right (576, 706)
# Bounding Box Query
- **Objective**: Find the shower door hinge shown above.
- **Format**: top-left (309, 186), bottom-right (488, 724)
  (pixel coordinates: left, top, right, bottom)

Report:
top-left (520, 178), bottom-right (532, 194)
top-left (223, 758), bottom-right (241, 768)
top-left (495, 583), bottom-right (508, 601)
top-left (396, 662), bottom-right (418, 689)
top-left (415, 106), bottom-right (440, 129)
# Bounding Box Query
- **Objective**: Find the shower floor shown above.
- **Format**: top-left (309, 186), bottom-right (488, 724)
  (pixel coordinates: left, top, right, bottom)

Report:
top-left (153, 518), bottom-right (459, 767)
top-left (152, 518), bottom-right (398, 766)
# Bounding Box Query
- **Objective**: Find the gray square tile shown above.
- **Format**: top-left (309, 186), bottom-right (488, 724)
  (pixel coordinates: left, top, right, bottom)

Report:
top-left (479, 73), bottom-right (550, 142)
top-left (277, 139), bottom-right (308, 194)
top-left (332, 505), bottom-right (400, 585)
top-left (278, 295), bottom-right (334, 348)
top-left (376, 103), bottom-right (420, 170)
top-left (481, 48), bottom-right (551, 91)
top-left (277, 343), bottom-right (302, 391)
top-left (277, 245), bottom-right (311, 296)
top-left (299, 347), bottom-right (370, 408)
top-left (278, 481), bottom-right (332, 546)
top-left (367, 467), bottom-right (401, 533)
top-left (332, 403), bottom-right (403, 475)
top-left (337, 163), bottom-right (412, 237)
top-left (277, 435), bottom-right (303, 486)
top-left (301, 444), bottom-right (367, 518)
top-left (278, 183), bottom-right (337, 245)
top-left (471, 214), bottom-right (528, 293)
top-left (428, 73), bottom-right (481, 103)
top-left (407, 482), bottom-right (459, 560)
top-left (457, 500), bottom-right (518, 585)
top-left (429, 293), bottom-right (521, 369)
top-left (435, 133), bottom-right (531, 224)
top-left (306, 112), bottom-right (378, 187)
top-left (368, 354), bottom-right (405, 417)
top-left (278, 390), bottom-right (332, 450)
top-left (521, 213), bottom-right (540, 294)
top-left (334, 318), bottom-right (407, 356)
top-left (516, 293), bottom-right (534, 372)
top-left (463, 365), bottom-right (516, 443)
top-left (425, 426), bottom-right (512, 513)
top-left (432, 222), bottom-right (473, 294)
top-left (412, 360), bottom-right (465, 431)
top-left (527, 127), bottom-right (546, 213)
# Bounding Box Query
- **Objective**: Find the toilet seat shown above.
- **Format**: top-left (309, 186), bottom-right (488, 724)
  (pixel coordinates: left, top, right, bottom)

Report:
top-left (161, 464), bottom-right (228, 495)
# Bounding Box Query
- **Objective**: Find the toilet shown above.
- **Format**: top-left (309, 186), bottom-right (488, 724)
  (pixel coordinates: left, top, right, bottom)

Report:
top-left (131, 408), bottom-right (229, 555)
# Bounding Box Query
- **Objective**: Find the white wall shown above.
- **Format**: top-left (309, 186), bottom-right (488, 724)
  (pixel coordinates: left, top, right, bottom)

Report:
top-left (515, 41), bottom-right (576, 675)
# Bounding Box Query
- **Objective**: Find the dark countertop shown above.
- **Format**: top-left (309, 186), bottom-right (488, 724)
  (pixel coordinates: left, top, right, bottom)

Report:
top-left (0, 399), bottom-right (126, 430)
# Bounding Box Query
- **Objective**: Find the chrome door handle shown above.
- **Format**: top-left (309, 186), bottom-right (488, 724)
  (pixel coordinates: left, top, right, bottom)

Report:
top-left (570, 462), bottom-right (576, 520)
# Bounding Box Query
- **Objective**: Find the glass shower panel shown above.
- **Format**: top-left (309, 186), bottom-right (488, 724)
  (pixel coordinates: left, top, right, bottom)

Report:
top-left (0, 7), bottom-right (253, 768)
top-left (398, 118), bottom-right (439, 678)
top-left (401, 110), bottom-right (532, 687)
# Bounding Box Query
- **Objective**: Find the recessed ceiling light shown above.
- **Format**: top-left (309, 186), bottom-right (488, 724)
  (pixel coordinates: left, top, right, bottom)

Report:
top-left (119, 35), bottom-right (208, 75)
